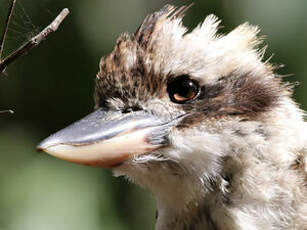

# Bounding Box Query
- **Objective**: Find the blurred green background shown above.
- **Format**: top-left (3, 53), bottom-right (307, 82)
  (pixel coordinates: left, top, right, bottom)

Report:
top-left (0, 0), bottom-right (306, 229)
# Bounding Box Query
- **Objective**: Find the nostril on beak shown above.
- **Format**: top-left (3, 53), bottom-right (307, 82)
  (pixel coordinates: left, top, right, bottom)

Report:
top-left (122, 106), bottom-right (142, 113)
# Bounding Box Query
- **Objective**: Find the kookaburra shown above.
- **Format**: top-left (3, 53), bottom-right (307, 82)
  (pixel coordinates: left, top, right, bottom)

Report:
top-left (37, 5), bottom-right (307, 230)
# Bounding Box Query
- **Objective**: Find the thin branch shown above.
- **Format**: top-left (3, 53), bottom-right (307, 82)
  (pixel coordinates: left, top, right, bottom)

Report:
top-left (0, 8), bottom-right (69, 74)
top-left (0, 0), bottom-right (17, 61)
top-left (0, 109), bottom-right (14, 114)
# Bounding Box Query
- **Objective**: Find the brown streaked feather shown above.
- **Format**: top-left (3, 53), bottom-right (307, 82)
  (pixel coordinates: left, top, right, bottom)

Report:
top-left (134, 4), bottom-right (192, 49)
top-left (95, 39), bottom-right (167, 108)
top-left (290, 154), bottom-right (307, 186)
top-left (134, 5), bottom-right (174, 49)
top-left (168, 3), bottom-right (194, 20)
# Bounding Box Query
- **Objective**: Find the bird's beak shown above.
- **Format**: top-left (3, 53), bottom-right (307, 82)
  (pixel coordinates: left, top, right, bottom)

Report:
top-left (37, 109), bottom-right (177, 168)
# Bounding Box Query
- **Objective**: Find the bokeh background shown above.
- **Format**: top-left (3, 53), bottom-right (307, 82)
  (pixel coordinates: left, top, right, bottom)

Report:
top-left (0, 0), bottom-right (306, 229)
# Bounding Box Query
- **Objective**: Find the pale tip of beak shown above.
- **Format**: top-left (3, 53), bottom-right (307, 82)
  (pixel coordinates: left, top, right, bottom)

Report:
top-left (36, 136), bottom-right (58, 153)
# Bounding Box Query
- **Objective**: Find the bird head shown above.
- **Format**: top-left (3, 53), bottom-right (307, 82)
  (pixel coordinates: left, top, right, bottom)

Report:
top-left (37, 4), bottom-right (302, 214)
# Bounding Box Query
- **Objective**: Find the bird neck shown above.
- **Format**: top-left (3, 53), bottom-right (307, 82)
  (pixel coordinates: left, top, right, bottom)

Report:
top-left (150, 167), bottom-right (224, 230)
top-left (155, 196), bottom-right (219, 230)
top-left (153, 149), bottom-right (307, 230)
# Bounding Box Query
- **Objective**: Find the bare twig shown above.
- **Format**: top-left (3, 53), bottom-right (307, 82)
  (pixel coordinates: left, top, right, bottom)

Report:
top-left (0, 109), bottom-right (14, 114)
top-left (0, 0), bottom-right (17, 61)
top-left (0, 8), bottom-right (69, 74)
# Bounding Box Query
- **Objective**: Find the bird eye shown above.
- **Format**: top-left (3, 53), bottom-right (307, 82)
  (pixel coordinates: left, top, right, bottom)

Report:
top-left (167, 75), bottom-right (199, 104)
